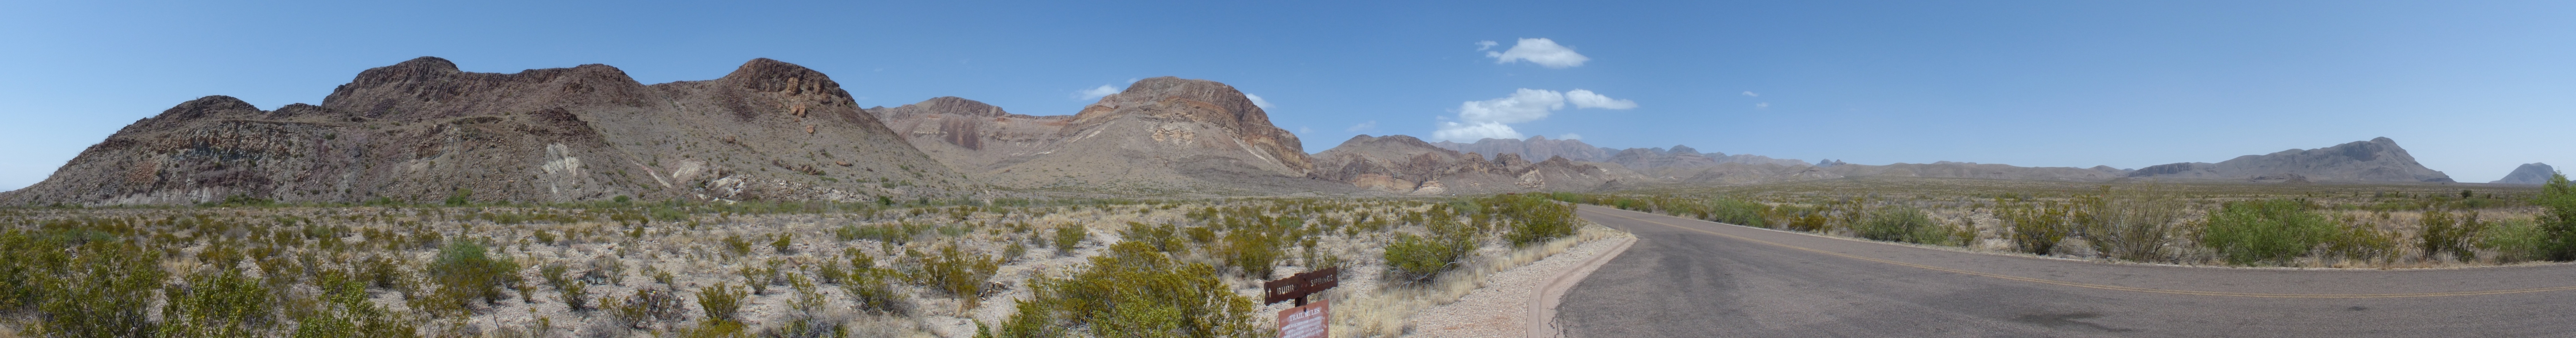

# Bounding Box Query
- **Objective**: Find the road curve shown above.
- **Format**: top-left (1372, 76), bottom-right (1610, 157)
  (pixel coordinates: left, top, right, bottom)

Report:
top-left (1552, 205), bottom-right (2576, 337)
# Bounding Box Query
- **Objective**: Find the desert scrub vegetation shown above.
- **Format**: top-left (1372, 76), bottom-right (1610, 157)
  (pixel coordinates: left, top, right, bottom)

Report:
top-left (1566, 174), bottom-right (2576, 268)
top-left (0, 194), bottom-right (1624, 337)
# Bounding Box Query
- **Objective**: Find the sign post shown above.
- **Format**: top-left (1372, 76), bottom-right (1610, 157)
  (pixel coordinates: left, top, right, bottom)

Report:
top-left (1265, 267), bottom-right (1339, 338)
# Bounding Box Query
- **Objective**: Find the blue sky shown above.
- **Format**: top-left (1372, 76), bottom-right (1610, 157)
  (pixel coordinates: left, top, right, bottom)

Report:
top-left (4, 0), bottom-right (2572, 190)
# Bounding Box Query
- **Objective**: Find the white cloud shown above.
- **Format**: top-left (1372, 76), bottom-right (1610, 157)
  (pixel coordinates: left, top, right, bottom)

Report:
top-left (1564, 89), bottom-right (1636, 109)
top-left (1076, 84), bottom-right (1120, 100)
top-left (1434, 121), bottom-right (1522, 142)
top-left (1485, 38), bottom-right (1589, 68)
top-left (1245, 93), bottom-right (1276, 109)
top-left (1434, 88), bottom-right (1635, 142)
top-left (1298, 126), bottom-right (1313, 135)
top-left (1741, 91), bottom-right (1758, 97)
top-left (1457, 89), bottom-right (1565, 125)
top-left (1347, 120), bottom-right (1378, 133)
top-left (1559, 133), bottom-right (1583, 140)
top-left (1476, 40), bottom-right (1499, 51)
top-left (1756, 102), bottom-right (1769, 109)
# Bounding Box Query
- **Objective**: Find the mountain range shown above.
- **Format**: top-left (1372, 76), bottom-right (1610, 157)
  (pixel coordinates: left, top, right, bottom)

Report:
top-left (0, 57), bottom-right (2529, 205)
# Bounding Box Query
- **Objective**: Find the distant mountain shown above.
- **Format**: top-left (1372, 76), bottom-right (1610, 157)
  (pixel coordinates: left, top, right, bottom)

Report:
top-left (870, 77), bottom-right (1336, 194)
top-left (1430, 137), bottom-right (1809, 168)
top-left (2128, 137), bottom-right (2453, 183)
top-left (1430, 136), bottom-right (1614, 162)
top-left (1309, 135), bottom-right (1644, 194)
top-left (1, 57), bottom-right (970, 205)
top-left (2492, 163), bottom-right (2557, 185)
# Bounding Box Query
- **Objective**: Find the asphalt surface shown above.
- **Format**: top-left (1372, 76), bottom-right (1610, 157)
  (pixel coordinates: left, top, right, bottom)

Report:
top-left (1552, 205), bottom-right (2576, 338)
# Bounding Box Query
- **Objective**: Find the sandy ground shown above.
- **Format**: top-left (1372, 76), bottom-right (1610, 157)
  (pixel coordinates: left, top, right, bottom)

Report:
top-left (1403, 235), bottom-right (1635, 338)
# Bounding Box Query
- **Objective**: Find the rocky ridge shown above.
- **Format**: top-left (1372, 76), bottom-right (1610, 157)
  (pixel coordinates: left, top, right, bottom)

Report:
top-left (1309, 135), bottom-right (1644, 194)
top-left (2128, 137), bottom-right (2454, 183)
top-left (870, 77), bottom-right (1339, 195)
top-left (2, 57), bottom-right (971, 205)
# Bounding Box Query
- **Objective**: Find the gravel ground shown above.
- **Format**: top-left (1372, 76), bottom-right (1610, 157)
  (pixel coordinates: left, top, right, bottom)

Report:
top-left (1404, 235), bottom-right (1634, 338)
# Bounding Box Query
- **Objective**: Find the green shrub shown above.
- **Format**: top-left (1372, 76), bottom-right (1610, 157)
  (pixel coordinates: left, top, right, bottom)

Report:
top-left (841, 252), bottom-right (908, 315)
top-left (2005, 202), bottom-right (2072, 255)
top-left (1222, 230), bottom-right (1283, 279)
top-left (2418, 209), bottom-right (2485, 260)
top-left (444, 188), bottom-right (473, 206)
top-left (2201, 199), bottom-right (2337, 266)
top-left (34, 240), bottom-right (168, 338)
top-left (1854, 207), bottom-right (1955, 245)
top-left (607, 289), bottom-right (687, 329)
top-left (1697, 198), bottom-right (1770, 227)
top-left (2536, 173), bottom-right (2576, 261)
top-left (291, 272), bottom-right (419, 338)
top-left (1005, 241), bottom-right (1257, 338)
top-left (2075, 185), bottom-right (2190, 262)
top-left (910, 243), bottom-right (1001, 311)
top-left (722, 234), bottom-right (753, 256)
top-left (160, 270), bottom-right (275, 337)
top-left (771, 233), bottom-right (797, 254)
top-left (424, 238), bottom-right (521, 315)
top-left (697, 283), bottom-right (748, 321)
top-left (1053, 226), bottom-right (1088, 254)
top-left (1382, 233), bottom-right (1464, 284)
top-left (1488, 194), bottom-right (1577, 246)
top-left (2481, 218), bottom-right (2549, 262)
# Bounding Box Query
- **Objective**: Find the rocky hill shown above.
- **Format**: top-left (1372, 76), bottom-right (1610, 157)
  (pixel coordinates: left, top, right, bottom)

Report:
top-left (1310, 135), bottom-right (1644, 194)
top-left (2127, 137), bottom-right (2453, 183)
top-left (2492, 163), bottom-right (2557, 185)
top-left (1, 57), bottom-right (971, 205)
top-left (871, 77), bottom-right (1341, 195)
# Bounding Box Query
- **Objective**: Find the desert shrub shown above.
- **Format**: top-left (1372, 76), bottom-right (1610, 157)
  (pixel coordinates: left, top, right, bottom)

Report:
top-left (160, 270), bottom-right (275, 337)
top-left (1487, 194), bottom-right (1577, 246)
top-left (2418, 209), bottom-right (2486, 261)
top-left (1053, 226), bottom-right (1089, 254)
top-left (2482, 218), bottom-right (2549, 262)
top-left (423, 238), bottom-right (521, 315)
top-left (559, 280), bottom-right (591, 311)
top-left (1382, 233), bottom-right (1465, 284)
top-left (722, 234), bottom-right (753, 256)
top-left (1697, 198), bottom-right (1770, 227)
top-left (1004, 241), bottom-right (1258, 338)
top-left (1121, 222), bottom-right (1183, 253)
top-left (1221, 229), bottom-right (1284, 279)
top-left (2201, 199), bottom-right (2337, 266)
top-left (2322, 218), bottom-right (2398, 263)
top-left (2536, 173), bottom-right (2576, 261)
top-left (1854, 206), bottom-right (1955, 245)
top-left (2075, 185), bottom-right (2190, 262)
top-left (697, 283), bottom-right (749, 321)
top-left (607, 289), bottom-right (688, 329)
top-left (290, 272), bottom-right (419, 338)
top-left (909, 243), bottom-right (1001, 311)
top-left (771, 233), bottom-right (797, 254)
top-left (841, 251), bottom-right (908, 315)
top-left (836, 223), bottom-right (928, 244)
top-left (25, 240), bottom-right (167, 338)
top-left (2005, 202), bottom-right (2073, 255)
top-left (444, 188), bottom-right (473, 206)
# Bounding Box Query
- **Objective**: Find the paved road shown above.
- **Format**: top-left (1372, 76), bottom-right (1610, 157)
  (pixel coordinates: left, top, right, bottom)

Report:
top-left (1553, 205), bottom-right (2576, 337)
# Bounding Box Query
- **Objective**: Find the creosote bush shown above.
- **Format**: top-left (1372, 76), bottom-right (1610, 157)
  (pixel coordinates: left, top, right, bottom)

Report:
top-left (2201, 199), bottom-right (2336, 266)
top-left (998, 241), bottom-right (1258, 338)
top-left (1854, 206), bottom-right (1957, 245)
top-left (423, 237), bottom-right (520, 315)
top-left (909, 242), bottom-right (1001, 311)
top-left (697, 283), bottom-right (749, 321)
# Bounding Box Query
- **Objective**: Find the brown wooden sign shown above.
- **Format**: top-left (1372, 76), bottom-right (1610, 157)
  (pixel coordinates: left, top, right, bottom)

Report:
top-left (1263, 267), bottom-right (1339, 306)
